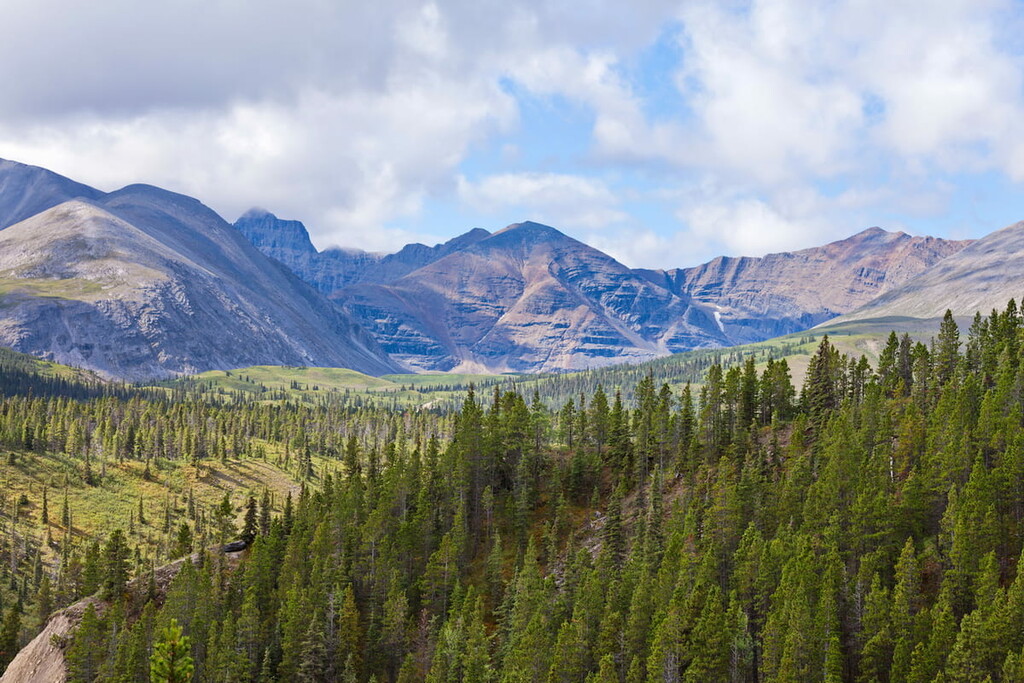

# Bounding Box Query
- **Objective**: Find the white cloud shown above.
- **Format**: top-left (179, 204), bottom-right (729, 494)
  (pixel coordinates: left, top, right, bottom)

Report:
top-left (2, 0), bottom-right (1024, 264)
top-left (609, 0), bottom-right (1024, 262)
top-left (661, 0), bottom-right (1024, 184)
top-left (681, 197), bottom-right (830, 258)
top-left (676, 2), bottom-right (864, 184)
top-left (0, 79), bottom-right (516, 251)
top-left (585, 228), bottom-right (671, 269)
top-left (846, 1), bottom-right (1024, 171)
top-left (0, 0), bottom-right (680, 252)
top-left (457, 172), bottom-right (627, 230)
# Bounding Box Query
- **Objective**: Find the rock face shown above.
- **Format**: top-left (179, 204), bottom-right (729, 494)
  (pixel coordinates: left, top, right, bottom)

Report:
top-left (0, 162), bottom-right (399, 380)
top-left (645, 227), bottom-right (972, 343)
top-left (832, 221), bottom-right (1024, 323)
top-left (334, 222), bottom-right (729, 372)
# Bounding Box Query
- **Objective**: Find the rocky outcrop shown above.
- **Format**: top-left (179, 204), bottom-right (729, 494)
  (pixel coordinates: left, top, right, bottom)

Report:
top-left (0, 165), bottom-right (399, 381)
top-left (0, 546), bottom-right (245, 683)
top-left (831, 220), bottom-right (1024, 323)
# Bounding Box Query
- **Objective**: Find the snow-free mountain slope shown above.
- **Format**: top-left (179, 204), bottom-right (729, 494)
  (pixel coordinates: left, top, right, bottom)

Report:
top-left (833, 220), bottom-right (1024, 323)
top-left (233, 208), bottom-right (491, 293)
top-left (0, 164), bottom-right (399, 380)
top-left (336, 221), bottom-right (727, 372)
top-left (645, 227), bottom-right (972, 343)
top-left (0, 158), bottom-right (102, 229)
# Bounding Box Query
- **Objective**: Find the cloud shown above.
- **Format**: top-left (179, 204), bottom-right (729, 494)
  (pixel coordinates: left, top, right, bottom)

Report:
top-left (0, 0), bottom-right (679, 252)
top-left (584, 228), bottom-right (672, 269)
top-left (0, 1), bottom-right (527, 251)
top-left (674, 2), bottom-right (864, 184)
top-left (457, 172), bottom-right (627, 230)
top-left (0, 80), bottom-right (516, 252)
top-left (681, 196), bottom-right (831, 258)
top-left (605, 0), bottom-right (1024, 263)
top-left (2, 0), bottom-right (1024, 264)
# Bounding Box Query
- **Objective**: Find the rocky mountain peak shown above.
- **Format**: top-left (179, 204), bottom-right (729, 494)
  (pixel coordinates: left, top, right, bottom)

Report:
top-left (441, 226), bottom-right (491, 250)
top-left (477, 221), bottom-right (587, 257)
top-left (233, 207), bottom-right (318, 256)
top-left (832, 219), bottom-right (1024, 322)
top-left (492, 220), bottom-right (568, 240)
top-left (0, 167), bottom-right (400, 380)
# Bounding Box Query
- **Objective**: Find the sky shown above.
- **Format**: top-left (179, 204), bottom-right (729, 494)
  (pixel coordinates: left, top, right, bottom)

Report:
top-left (3, 0), bottom-right (1024, 268)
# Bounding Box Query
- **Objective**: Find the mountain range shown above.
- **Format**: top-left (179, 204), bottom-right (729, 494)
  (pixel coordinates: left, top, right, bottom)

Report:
top-left (236, 210), bottom-right (969, 373)
top-left (0, 161), bottom-right (398, 380)
top-left (0, 157), bottom-right (995, 380)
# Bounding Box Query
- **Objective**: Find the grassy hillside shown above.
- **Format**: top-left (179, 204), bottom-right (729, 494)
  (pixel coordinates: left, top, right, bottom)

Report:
top-left (0, 442), bottom-right (332, 571)
top-left (0, 276), bottom-right (103, 301)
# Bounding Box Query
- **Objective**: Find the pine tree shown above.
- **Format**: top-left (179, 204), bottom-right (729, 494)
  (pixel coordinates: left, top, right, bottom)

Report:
top-left (173, 522), bottom-right (193, 558)
top-left (66, 603), bottom-right (106, 682)
top-left (150, 618), bottom-right (195, 683)
top-left (297, 611), bottom-right (330, 682)
top-left (215, 493), bottom-right (235, 543)
top-left (258, 489), bottom-right (271, 537)
top-left (336, 585), bottom-right (362, 676)
top-left (0, 606), bottom-right (21, 673)
top-left (935, 309), bottom-right (961, 387)
top-left (102, 529), bottom-right (131, 601)
top-left (242, 495), bottom-right (258, 545)
top-left (34, 575), bottom-right (52, 628)
top-left (803, 335), bottom-right (843, 425)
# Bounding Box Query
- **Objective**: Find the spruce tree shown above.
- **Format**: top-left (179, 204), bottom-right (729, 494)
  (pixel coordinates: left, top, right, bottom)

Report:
top-left (102, 529), bottom-right (130, 601)
top-left (0, 606), bottom-right (21, 673)
top-left (150, 618), bottom-right (195, 683)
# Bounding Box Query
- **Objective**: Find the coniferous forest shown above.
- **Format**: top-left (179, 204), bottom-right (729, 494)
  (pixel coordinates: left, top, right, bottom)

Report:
top-left (6, 304), bottom-right (1024, 681)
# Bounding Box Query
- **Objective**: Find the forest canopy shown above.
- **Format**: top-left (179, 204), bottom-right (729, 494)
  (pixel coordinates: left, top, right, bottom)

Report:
top-left (4, 304), bottom-right (1024, 681)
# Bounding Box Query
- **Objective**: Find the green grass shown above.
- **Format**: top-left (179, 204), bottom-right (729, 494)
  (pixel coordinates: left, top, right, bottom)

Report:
top-left (0, 277), bottom-right (103, 301)
top-left (193, 365), bottom-right (395, 391)
top-left (0, 444), bottom-right (336, 567)
top-left (155, 364), bottom-right (516, 409)
top-left (153, 365), bottom-right (407, 404)
top-left (381, 372), bottom-right (519, 387)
